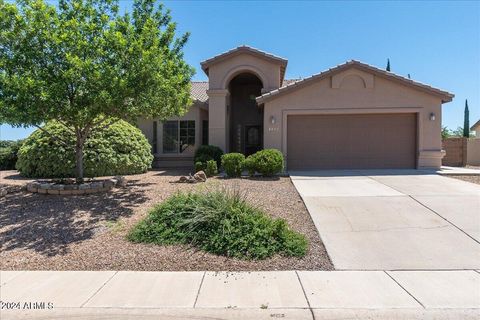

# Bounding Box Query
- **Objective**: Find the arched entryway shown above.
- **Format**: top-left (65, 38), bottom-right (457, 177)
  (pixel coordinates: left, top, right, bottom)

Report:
top-left (228, 73), bottom-right (263, 155)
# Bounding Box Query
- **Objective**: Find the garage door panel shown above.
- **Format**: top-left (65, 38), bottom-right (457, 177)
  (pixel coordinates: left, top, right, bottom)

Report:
top-left (287, 114), bottom-right (416, 170)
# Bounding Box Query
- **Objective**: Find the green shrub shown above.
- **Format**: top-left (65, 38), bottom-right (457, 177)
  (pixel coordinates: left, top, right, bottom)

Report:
top-left (250, 149), bottom-right (284, 176)
top-left (244, 156), bottom-right (256, 177)
top-left (128, 189), bottom-right (308, 259)
top-left (221, 153), bottom-right (245, 177)
top-left (16, 120), bottom-right (153, 178)
top-left (0, 140), bottom-right (23, 170)
top-left (195, 161), bottom-right (206, 173)
top-left (205, 159), bottom-right (218, 177)
top-left (194, 145), bottom-right (224, 168)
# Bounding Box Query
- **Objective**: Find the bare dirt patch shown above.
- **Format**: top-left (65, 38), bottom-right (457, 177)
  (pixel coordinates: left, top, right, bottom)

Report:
top-left (0, 170), bottom-right (333, 271)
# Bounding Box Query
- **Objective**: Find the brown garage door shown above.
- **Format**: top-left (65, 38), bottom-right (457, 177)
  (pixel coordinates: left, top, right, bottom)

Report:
top-left (287, 114), bottom-right (417, 170)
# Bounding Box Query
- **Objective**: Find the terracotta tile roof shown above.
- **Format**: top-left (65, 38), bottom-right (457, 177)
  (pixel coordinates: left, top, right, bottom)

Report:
top-left (256, 60), bottom-right (454, 104)
top-left (200, 45), bottom-right (288, 82)
top-left (190, 81), bottom-right (209, 103)
top-left (190, 79), bottom-right (299, 105)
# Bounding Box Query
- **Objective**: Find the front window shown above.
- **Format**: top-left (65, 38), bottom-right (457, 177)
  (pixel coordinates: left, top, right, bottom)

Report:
top-left (163, 120), bottom-right (195, 153)
top-left (179, 120), bottom-right (195, 152)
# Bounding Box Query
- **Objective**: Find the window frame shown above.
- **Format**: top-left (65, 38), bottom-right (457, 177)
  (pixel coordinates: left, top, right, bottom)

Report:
top-left (162, 120), bottom-right (195, 154)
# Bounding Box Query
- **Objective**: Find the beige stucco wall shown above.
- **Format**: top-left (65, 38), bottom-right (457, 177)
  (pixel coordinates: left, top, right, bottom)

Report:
top-left (206, 53), bottom-right (284, 151)
top-left (262, 68), bottom-right (445, 169)
top-left (137, 104), bottom-right (202, 157)
top-left (207, 54), bottom-right (282, 91)
top-left (467, 138), bottom-right (480, 166)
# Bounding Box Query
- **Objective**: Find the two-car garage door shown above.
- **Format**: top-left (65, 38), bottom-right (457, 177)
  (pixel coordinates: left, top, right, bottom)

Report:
top-left (287, 114), bottom-right (417, 170)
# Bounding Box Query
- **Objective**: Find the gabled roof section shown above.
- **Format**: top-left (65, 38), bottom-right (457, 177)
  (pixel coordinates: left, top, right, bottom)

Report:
top-left (256, 60), bottom-right (454, 104)
top-left (471, 119), bottom-right (480, 131)
top-left (201, 45), bottom-right (288, 82)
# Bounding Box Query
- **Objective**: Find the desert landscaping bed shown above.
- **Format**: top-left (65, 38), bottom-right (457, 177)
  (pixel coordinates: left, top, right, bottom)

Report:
top-left (0, 170), bottom-right (333, 271)
top-left (447, 175), bottom-right (480, 185)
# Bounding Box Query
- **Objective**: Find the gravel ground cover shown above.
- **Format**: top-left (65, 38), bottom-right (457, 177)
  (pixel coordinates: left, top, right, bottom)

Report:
top-left (447, 175), bottom-right (480, 185)
top-left (0, 170), bottom-right (333, 271)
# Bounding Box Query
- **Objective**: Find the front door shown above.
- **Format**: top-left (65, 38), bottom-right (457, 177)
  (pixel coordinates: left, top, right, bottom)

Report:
top-left (245, 125), bottom-right (262, 156)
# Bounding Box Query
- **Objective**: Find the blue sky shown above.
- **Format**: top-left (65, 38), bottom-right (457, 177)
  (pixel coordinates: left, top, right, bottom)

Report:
top-left (1, 0), bottom-right (479, 140)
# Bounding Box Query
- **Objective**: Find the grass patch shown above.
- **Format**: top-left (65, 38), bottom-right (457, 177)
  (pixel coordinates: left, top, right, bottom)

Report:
top-left (128, 188), bottom-right (308, 260)
top-left (103, 220), bottom-right (126, 234)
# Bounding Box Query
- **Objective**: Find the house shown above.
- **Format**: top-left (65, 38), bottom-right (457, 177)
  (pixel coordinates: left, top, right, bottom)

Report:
top-left (137, 45), bottom-right (454, 170)
top-left (471, 119), bottom-right (480, 137)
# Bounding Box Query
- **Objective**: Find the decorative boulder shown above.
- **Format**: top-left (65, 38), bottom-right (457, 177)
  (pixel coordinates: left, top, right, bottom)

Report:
top-left (114, 176), bottom-right (127, 187)
top-left (194, 171), bottom-right (207, 182)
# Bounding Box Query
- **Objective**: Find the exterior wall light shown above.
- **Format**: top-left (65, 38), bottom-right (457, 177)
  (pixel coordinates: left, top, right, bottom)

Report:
top-left (270, 116), bottom-right (276, 124)
top-left (429, 113), bottom-right (436, 121)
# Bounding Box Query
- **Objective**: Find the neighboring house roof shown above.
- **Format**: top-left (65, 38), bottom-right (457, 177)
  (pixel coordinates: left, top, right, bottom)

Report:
top-left (200, 45), bottom-right (288, 83)
top-left (282, 79), bottom-right (300, 86)
top-left (471, 119), bottom-right (480, 131)
top-left (256, 60), bottom-right (454, 104)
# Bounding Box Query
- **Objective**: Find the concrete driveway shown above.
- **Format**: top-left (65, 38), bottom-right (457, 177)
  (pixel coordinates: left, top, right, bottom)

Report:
top-left (290, 170), bottom-right (480, 270)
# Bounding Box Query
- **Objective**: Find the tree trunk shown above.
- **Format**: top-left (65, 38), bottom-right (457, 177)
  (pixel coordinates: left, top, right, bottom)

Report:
top-left (75, 136), bottom-right (85, 183)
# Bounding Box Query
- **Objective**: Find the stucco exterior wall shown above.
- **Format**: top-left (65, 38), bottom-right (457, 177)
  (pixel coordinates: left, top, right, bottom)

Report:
top-left (207, 54), bottom-right (282, 91)
top-left (262, 68), bottom-right (445, 168)
top-left (467, 138), bottom-right (480, 166)
top-left (206, 53), bottom-right (284, 151)
top-left (137, 104), bottom-right (202, 157)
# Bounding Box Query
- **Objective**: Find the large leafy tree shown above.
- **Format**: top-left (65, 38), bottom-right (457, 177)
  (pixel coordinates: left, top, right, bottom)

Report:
top-left (0, 0), bottom-right (194, 181)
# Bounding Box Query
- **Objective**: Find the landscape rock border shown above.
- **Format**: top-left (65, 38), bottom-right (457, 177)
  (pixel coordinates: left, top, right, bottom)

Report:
top-left (0, 184), bottom-right (25, 197)
top-left (26, 176), bottom-right (126, 195)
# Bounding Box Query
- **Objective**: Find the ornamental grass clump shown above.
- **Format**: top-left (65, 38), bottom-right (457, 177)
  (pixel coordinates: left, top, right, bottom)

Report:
top-left (128, 188), bottom-right (308, 259)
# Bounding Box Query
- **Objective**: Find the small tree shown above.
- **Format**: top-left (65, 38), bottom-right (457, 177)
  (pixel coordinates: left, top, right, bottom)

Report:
top-left (441, 126), bottom-right (451, 140)
top-left (386, 59), bottom-right (391, 71)
top-left (0, 0), bottom-right (194, 181)
top-left (463, 99), bottom-right (470, 138)
top-left (452, 127), bottom-right (464, 137)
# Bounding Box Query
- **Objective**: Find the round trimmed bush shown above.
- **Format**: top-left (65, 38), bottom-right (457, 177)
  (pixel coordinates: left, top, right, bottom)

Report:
top-left (205, 159), bottom-right (218, 177)
top-left (194, 145), bottom-right (224, 168)
top-left (16, 120), bottom-right (153, 178)
top-left (221, 153), bottom-right (245, 178)
top-left (195, 161), bottom-right (206, 173)
top-left (0, 140), bottom-right (23, 170)
top-left (250, 149), bottom-right (284, 176)
top-left (244, 156), bottom-right (256, 176)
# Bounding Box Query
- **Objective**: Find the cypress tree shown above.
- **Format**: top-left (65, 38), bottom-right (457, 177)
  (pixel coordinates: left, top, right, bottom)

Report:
top-left (463, 99), bottom-right (470, 137)
top-left (386, 59), bottom-right (391, 71)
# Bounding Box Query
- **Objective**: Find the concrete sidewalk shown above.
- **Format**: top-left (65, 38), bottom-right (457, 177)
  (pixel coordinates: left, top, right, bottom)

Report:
top-left (1, 270), bottom-right (479, 319)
